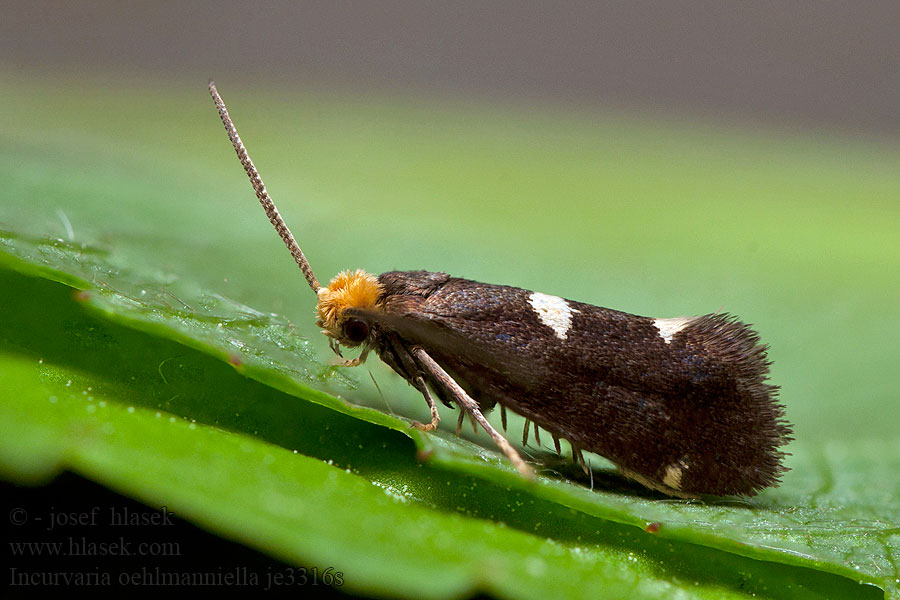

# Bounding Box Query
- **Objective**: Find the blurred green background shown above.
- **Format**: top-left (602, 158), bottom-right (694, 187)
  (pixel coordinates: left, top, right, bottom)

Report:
top-left (2, 3), bottom-right (899, 597)
top-left (3, 74), bottom-right (898, 443)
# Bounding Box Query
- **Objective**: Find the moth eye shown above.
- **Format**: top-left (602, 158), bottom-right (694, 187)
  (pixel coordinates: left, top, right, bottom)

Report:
top-left (342, 318), bottom-right (370, 344)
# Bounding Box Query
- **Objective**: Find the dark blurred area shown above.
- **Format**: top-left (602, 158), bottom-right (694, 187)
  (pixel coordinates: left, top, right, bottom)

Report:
top-left (2, 1), bottom-right (899, 138)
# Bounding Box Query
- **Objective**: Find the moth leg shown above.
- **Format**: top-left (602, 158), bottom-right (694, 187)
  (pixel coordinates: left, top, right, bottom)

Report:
top-left (533, 422), bottom-right (541, 447)
top-left (522, 419), bottom-right (531, 447)
top-left (552, 434), bottom-right (562, 455)
top-left (340, 346), bottom-right (370, 368)
top-left (572, 445), bottom-right (590, 477)
top-left (500, 404), bottom-right (508, 432)
top-left (380, 333), bottom-right (449, 431)
top-left (409, 375), bottom-right (440, 432)
top-left (412, 347), bottom-right (534, 479)
top-left (457, 412), bottom-right (476, 435)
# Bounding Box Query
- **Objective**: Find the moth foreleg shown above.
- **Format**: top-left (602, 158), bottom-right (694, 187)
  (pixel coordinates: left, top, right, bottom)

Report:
top-left (411, 347), bottom-right (534, 479)
top-left (409, 375), bottom-right (440, 432)
top-left (340, 346), bottom-right (370, 367)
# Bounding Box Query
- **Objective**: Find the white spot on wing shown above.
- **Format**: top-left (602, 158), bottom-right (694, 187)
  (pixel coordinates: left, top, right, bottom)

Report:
top-left (662, 460), bottom-right (688, 490)
top-left (653, 316), bottom-right (696, 344)
top-left (529, 292), bottom-right (579, 339)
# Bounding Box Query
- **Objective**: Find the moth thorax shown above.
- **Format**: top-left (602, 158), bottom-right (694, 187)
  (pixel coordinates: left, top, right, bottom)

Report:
top-left (316, 269), bottom-right (383, 345)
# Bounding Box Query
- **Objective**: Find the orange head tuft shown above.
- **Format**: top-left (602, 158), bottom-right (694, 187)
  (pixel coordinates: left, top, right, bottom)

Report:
top-left (316, 269), bottom-right (383, 344)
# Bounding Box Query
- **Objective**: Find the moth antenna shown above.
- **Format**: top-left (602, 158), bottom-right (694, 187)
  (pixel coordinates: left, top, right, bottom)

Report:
top-left (533, 422), bottom-right (541, 447)
top-left (522, 419), bottom-right (531, 447)
top-left (208, 80), bottom-right (321, 293)
top-left (500, 404), bottom-right (508, 432)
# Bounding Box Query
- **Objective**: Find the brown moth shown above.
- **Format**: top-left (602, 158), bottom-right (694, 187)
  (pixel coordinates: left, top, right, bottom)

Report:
top-left (209, 81), bottom-right (791, 497)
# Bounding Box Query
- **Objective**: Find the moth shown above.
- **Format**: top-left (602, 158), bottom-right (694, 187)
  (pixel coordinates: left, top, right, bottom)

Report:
top-left (209, 81), bottom-right (792, 498)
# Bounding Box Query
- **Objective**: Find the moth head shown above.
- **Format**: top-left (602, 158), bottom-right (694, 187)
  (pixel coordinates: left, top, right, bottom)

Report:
top-left (316, 269), bottom-right (383, 347)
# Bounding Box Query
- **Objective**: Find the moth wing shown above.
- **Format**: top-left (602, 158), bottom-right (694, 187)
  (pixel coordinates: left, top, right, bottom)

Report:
top-left (349, 281), bottom-right (555, 392)
top-left (350, 278), bottom-right (790, 497)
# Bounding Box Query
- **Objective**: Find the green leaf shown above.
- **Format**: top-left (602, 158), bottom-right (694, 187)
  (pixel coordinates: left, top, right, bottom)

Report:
top-left (0, 271), bottom-right (883, 599)
top-left (2, 74), bottom-right (898, 598)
